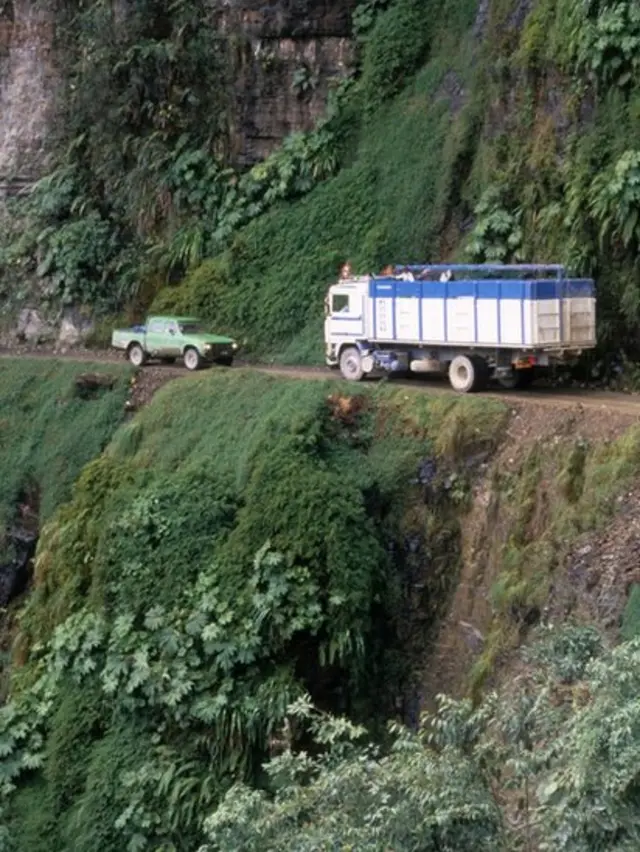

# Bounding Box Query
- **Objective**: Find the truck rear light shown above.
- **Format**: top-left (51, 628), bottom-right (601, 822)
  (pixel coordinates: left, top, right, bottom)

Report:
top-left (515, 355), bottom-right (537, 369)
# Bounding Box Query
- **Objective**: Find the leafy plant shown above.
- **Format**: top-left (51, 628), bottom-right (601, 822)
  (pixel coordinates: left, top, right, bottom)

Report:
top-left (466, 186), bottom-right (524, 263)
top-left (198, 695), bottom-right (504, 852)
top-left (566, 0), bottom-right (640, 88)
top-left (352, 0), bottom-right (392, 41)
top-left (291, 64), bottom-right (318, 98)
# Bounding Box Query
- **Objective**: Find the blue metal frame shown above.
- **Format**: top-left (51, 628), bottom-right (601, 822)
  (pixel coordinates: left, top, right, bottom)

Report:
top-left (392, 263), bottom-right (565, 275)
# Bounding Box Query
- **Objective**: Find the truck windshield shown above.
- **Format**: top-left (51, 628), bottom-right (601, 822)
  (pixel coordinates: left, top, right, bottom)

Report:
top-left (179, 322), bottom-right (205, 334)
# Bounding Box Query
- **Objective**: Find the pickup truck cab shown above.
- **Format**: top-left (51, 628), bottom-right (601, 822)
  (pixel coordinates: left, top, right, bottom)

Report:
top-left (111, 316), bottom-right (238, 371)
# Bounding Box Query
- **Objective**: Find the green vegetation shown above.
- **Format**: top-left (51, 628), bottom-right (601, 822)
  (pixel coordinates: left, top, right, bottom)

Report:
top-left (4, 0), bottom-right (640, 845)
top-left (621, 583), bottom-right (640, 640)
top-left (147, 0), bottom-right (640, 362)
top-left (0, 360), bottom-right (131, 561)
top-left (199, 627), bottom-right (640, 852)
top-left (0, 370), bottom-right (507, 851)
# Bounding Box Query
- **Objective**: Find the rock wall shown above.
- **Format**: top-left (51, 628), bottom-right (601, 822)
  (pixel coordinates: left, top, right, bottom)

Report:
top-left (0, 0), bottom-right (60, 195)
top-left (0, 0), bottom-right (357, 193)
top-left (214, 0), bottom-right (358, 164)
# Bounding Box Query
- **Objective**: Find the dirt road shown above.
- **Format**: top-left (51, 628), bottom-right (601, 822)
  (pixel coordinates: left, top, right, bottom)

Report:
top-left (3, 347), bottom-right (640, 419)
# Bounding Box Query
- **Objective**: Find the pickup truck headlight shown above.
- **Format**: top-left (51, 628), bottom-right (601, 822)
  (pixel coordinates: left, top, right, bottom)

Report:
top-left (204, 343), bottom-right (212, 352)
top-left (232, 342), bottom-right (238, 350)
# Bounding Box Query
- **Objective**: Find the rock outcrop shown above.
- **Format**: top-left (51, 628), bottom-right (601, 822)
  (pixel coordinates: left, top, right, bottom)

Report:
top-left (214, 0), bottom-right (357, 164)
top-left (0, 0), bottom-right (60, 189)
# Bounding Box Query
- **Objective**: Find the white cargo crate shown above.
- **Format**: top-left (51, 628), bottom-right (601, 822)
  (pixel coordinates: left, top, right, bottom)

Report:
top-left (365, 268), bottom-right (596, 350)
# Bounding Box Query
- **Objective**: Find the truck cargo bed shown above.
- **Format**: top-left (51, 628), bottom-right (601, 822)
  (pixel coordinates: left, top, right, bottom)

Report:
top-left (367, 275), bottom-right (595, 350)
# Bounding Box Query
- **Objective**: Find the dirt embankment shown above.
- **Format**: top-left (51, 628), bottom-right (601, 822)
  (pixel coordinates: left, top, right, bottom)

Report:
top-left (421, 401), bottom-right (640, 708)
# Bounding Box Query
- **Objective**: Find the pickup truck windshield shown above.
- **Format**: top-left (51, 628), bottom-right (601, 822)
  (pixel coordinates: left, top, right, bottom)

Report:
top-left (179, 322), bottom-right (205, 334)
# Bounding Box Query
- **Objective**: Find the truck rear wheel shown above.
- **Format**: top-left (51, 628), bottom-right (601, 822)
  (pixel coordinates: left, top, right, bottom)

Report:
top-left (448, 354), bottom-right (488, 393)
top-left (183, 347), bottom-right (202, 371)
top-left (497, 369), bottom-right (535, 390)
top-left (127, 343), bottom-right (146, 367)
top-left (339, 346), bottom-right (364, 381)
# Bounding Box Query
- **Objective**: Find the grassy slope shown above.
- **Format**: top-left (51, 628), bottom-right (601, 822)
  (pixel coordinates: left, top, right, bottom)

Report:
top-left (5, 369), bottom-right (507, 851)
top-left (0, 360), bottom-right (132, 559)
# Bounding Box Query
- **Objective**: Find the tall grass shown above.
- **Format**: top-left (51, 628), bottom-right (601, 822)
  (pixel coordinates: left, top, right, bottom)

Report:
top-left (0, 359), bottom-right (131, 557)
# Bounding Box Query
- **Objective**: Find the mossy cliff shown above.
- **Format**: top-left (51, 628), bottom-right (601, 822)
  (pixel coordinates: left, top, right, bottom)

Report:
top-left (3, 366), bottom-right (640, 848)
top-left (0, 363), bottom-right (506, 850)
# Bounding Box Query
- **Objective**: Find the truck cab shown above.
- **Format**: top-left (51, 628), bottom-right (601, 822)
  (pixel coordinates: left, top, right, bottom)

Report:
top-left (324, 277), bottom-right (369, 367)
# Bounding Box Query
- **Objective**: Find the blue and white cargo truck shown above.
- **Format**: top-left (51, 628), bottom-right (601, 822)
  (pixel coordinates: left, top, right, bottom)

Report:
top-left (324, 264), bottom-right (597, 392)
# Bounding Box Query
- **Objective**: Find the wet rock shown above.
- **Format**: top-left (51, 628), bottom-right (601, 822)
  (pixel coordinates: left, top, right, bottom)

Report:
top-left (459, 620), bottom-right (484, 653)
top-left (473, 0), bottom-right (490, 39)
top-left (74, 372), bottom-right (116, 399)
top-left (0, 527), bottom-right (37, 606)
top-left (57, 308), bottom-right (94, 347)
top-left (404, 533), bottom-right (422, 555)
top-left (413, 457), bottom-right (437, 486)
top-left (15, 308), bottom-right (54, 344)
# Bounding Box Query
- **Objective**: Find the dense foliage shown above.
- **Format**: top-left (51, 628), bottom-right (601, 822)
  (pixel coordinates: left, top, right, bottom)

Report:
top-left (0, 371), bottom-right (506, 850)
top-left (4, 0), bottom-right (640, 844)
top-left (0, 0), bottom-right (354, 315)
top-left (198, 627), bottom-right (640, 852)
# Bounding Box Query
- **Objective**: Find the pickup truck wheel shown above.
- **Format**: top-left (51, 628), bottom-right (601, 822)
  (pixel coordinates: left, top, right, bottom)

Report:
top-left (339, 346), bottom-right (364, 381)
top-left (448, 354), bottom-right (487, 393)
top-left (183, 347), bottom-right (202, 371)
top-left (127, 343), bottom-right (146, 367)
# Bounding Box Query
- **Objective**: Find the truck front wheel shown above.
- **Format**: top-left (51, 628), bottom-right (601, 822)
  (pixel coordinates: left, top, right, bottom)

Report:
top-left (339, 346), bottom-right (364, 381)
top-left (448, 354), bottom-right (488, 393)
top-left (183, 347), bottom-right (202, 371)
top-left (128, 343), bottom-right (146, 367)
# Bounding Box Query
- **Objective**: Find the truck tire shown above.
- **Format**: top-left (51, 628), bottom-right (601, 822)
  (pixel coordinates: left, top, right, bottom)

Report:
top-left (127, 343), bottom-right (146, 367)
top-left (339, 346), bottom-right (364, 381)
top-left (448, 354), bottom-right (488, 393)
top-left (183, 347), bottom-right (202, 371)
top-left (497, 369), bottom-right (535, 390)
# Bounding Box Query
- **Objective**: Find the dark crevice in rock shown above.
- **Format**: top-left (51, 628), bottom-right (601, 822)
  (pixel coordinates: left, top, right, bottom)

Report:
top-left (0, 482), bottom-right (39, 608)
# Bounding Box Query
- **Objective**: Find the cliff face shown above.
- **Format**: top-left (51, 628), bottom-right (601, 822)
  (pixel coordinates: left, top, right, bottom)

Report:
top-left (0, 0), bottom-right (62, 202)
top-left (0, 0), bottom-right (356, 195)
top-left (214, 0), bottom-right (357, 164)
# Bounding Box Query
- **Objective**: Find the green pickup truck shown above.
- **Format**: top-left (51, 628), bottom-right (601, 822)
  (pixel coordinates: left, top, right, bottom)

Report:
top-left (111, 316), bottom-right (238, 370)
